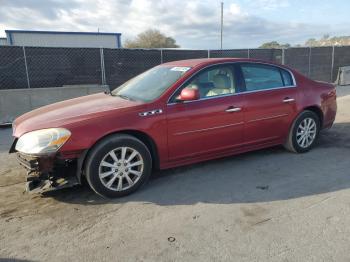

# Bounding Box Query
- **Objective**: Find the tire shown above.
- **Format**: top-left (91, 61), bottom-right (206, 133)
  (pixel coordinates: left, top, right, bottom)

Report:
top-left (284, 110), bottom-right (321, 153)
top-left (85, 134), bottom-right (152, 198)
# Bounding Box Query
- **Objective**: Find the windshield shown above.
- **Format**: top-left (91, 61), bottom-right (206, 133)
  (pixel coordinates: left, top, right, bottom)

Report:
top-left (111, 66), bottom-right (191, 102)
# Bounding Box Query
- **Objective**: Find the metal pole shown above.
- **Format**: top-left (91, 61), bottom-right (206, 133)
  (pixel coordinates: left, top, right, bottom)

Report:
top-left (220, 2), bottom-right (223, 50)
top-left (160, 49), bottom-right (163, 64)
top-left (331, 45), bottom-right (335, 82)
top-left (100, 48), bottom-right (106, 86)
top-left (22, 46), bottom-right (31, 89)
top-left (247, 49), bottom-right (250, 58)
top-left (282, 48), bottom-right (285, 65)
top-left (208, 49), bottom-right (210, 58)
top-left (308, 47), bottom-right (312, 77)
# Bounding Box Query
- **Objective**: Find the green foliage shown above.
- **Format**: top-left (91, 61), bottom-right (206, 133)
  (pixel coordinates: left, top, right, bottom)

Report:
top-left (124, 29), bottom-right (180, 48)
top-left (260, 35), bottom-right (350, 48)
top-left (305, 35), bottom-right (350, 47)
top-left (259, 41), bottom-right (291, 49)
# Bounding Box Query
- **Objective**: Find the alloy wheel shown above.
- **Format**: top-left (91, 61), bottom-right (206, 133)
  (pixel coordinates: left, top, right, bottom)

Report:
top-left (98, 147), bottom-right (144, 191)
top-left (296, 117), bottom-right (317, 148)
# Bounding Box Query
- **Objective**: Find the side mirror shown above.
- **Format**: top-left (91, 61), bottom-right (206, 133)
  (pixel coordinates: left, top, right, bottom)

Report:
top-left (176, 87), bottom-right (200, 102)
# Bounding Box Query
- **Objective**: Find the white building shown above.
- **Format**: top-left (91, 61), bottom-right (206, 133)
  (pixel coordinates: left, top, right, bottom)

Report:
top-left (0, 38), bottom-right (7, 46)
top-left (5, 30), bottom-right (122, 48)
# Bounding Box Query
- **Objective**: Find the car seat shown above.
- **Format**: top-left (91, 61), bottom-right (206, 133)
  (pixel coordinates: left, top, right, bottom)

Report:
top-left (206, 74), bottom-right (233, 97)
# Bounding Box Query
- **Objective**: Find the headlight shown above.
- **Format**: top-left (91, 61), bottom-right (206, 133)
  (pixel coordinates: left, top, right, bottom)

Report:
top-left (15, 128), bottom-right (71, 155)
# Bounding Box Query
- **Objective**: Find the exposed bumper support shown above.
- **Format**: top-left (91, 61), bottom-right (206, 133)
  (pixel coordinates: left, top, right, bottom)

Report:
top-left (25, 176), bottom-right (79, 194)
top-left (16, 153), bottom-right (80, 193)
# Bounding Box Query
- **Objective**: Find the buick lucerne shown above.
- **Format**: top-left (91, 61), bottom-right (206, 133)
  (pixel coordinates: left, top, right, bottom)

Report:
top-left (10, 58), bottom-right (337, 198)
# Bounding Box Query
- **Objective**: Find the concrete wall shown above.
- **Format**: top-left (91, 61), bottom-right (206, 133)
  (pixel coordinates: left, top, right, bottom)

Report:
top-left (0, 85), bottom-right (107, 124)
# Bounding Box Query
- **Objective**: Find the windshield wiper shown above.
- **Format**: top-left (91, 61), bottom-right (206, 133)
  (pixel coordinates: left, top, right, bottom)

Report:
top-left (114, 94), bottom-right (134, 101)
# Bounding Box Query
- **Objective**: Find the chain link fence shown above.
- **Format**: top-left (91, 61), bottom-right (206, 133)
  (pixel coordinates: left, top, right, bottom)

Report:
top-left (162, 49), bottom-right (208, 63)
top-left (104, 48), bottom-right (161, 90)
top-left (25, 47), bottom-right (103, 88)
top-left (1, 46), bottom-right (349, 90)
top-left (284, 48), bottom-right (311, 77)
top-left (209, 49), bottom-right (248, 58)
top-left (0, 46), bottom-right (28, 89)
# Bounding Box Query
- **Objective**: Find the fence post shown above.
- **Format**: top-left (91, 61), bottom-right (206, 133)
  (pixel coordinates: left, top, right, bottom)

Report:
top-left (160, 49), bottom-right (163, 64)
top-left (331, 45), bottom-right (335, 82)
top-left (208, 49), bottom-right (210, 58)
top-left (281, 48), bottom-right (285, 65)
top-left (100, 48), bottom-right (106, 86)
top-left (308, 47), bottom-right (312, 77)
top-left (22, 46), bottom-right (31, 89)
top-left (247, 49), bottom-right (250, 58)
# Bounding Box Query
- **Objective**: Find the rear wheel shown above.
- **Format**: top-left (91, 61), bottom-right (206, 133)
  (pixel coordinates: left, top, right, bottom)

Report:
top-left (85, 134), bottom-right (152, 198)
top-left (284, 110), bottom-right (320, 153)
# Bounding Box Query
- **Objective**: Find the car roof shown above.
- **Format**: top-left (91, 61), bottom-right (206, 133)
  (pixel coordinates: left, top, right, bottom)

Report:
top-left (161, 58), bottom-right (280, 68)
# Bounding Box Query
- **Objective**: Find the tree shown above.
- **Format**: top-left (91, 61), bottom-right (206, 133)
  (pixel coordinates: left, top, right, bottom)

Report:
top-left (259, 41), bottom-right (291, 49)
top-left (305, 38), bottom-right (318, 47)
top-left (305, 35), bottom-right (350, 46)
top-left (124, 29), bottom-right (180, 48)
top-left (322, 34), bottom-right (330, 40)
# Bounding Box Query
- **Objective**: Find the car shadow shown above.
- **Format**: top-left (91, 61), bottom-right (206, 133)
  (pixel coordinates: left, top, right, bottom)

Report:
top-left (44, 122), bottom-right (350, 206)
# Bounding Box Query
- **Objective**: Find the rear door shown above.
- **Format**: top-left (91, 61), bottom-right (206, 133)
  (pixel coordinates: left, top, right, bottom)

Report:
top-left (238, 63), bottom-right (298, 145)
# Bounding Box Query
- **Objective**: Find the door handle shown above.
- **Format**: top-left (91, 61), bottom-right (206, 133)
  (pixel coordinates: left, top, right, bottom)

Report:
top-left (225, 107), bottom-right (242, 113)
top-left (283, 98), bottom-right (295, 103)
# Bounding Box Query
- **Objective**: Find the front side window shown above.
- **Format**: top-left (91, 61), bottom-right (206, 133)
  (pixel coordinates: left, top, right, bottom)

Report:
top-left (171, 65), bottom-right (236, 102)
top-left (241, 64), bottom-right (287, 92)
top-left (112, 66), bottom-right (190, 102)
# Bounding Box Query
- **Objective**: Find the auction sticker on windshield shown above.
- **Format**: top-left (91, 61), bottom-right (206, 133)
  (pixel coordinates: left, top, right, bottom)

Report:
top-left (170, 67), bottom-right (191, 72)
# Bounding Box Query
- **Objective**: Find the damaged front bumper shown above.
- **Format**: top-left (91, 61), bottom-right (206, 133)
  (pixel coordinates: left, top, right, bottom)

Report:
top-left (16, 152), bottom-right (80, 193)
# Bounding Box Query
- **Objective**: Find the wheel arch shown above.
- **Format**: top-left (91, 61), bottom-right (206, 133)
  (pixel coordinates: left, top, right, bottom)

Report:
top-left (77, 129), bottom-right (160, 183)
top-left (284, 105), bottom-right (323, 153)
top-left (285, 105), bottom-right (324, 146)
top-left (302, 105), bottom-right (324, 128)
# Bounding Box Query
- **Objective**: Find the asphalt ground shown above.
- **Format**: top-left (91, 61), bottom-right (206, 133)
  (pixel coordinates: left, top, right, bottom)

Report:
top-left (1, 86), bottom-right (350, 262)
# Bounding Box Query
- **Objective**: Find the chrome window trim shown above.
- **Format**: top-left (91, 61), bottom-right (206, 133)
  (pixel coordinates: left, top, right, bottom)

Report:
top-left (167, 61), bottom-right (297, 106)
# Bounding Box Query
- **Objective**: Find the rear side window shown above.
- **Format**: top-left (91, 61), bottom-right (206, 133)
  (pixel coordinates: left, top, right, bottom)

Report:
top-left (241, 64), bottom-right (290, 92)
top-left (281, 69), bottom-right (293, 86)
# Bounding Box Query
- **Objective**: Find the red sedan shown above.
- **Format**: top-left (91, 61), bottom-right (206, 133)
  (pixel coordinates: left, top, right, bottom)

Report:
top-left (10, 58), bottom-right (337, 198)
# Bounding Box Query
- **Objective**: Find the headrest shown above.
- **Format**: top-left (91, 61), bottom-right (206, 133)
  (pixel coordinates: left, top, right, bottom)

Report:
top-left (213, 74), bottom-right (230, 89)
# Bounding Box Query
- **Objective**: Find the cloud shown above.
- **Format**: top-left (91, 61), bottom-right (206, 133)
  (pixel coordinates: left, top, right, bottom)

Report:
top-left (250, 0), bottom-right (290, 10)
top-left (229, 3), bottom-right (242, 15)
top-left (0, 0), bottom-right (80, 21)
top-left (0, 0), bottom-right (342, 48)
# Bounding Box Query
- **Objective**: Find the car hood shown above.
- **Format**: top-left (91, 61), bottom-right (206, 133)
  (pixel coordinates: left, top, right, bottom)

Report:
top-left (13, 92), bottom-right (143, 137)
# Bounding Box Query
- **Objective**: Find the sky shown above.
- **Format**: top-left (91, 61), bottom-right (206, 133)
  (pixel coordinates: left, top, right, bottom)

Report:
top-left (0, 0), bottom-right (349, 49)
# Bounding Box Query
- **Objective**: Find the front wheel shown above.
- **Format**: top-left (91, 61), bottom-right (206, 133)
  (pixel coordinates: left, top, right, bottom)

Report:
top-left (85, 134), bottom-right (152, 198)
top-left (284, 110), bottom-right (321, 153)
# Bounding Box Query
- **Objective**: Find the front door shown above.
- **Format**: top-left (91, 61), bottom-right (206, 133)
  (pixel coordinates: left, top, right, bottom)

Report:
top-left (166, 64), bottom-right (245, 161)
